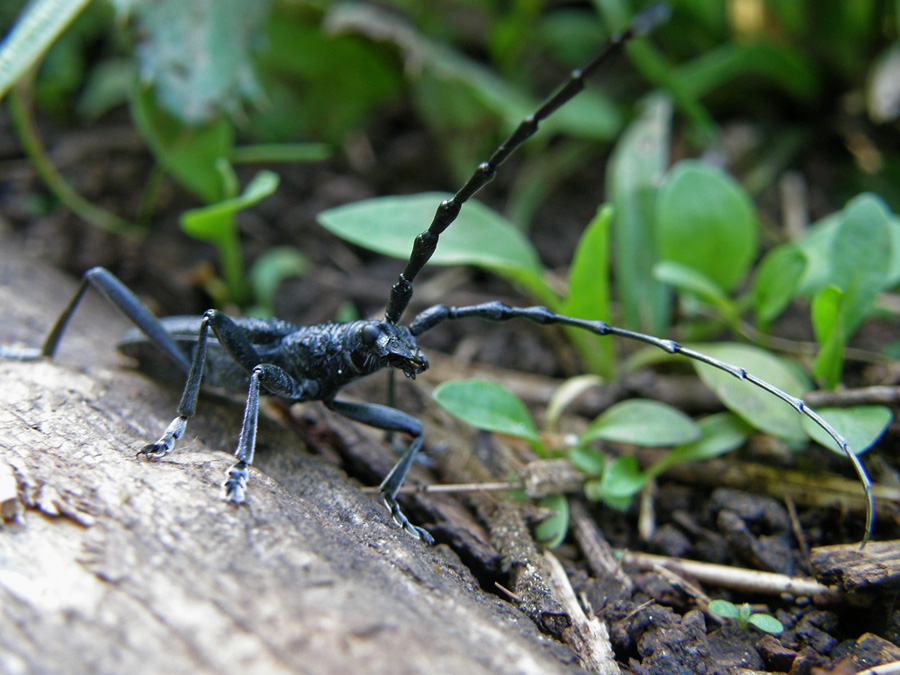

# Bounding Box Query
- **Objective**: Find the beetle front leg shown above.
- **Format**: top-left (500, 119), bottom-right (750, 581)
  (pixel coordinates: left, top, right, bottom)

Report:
top-left (191, 310), bottom-right (322, 504)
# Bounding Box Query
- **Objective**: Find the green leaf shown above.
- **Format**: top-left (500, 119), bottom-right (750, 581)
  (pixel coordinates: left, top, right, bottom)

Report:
top-left (318, 193), bottom-right (556, 306)
top-left (656, 160), bottom-right (758, 292)
top-left (247, 246), bottom-right (311, 317)
top-left (128, 0), bottom-right (268, 125)
top-left (250, 14), bottom-right (401, 144)
top-left (0, 0), bottom-right (93, 102)
top-left (801, 406), bottom-right (893, 456)
top-left (326, 3), bottom-right (621, 144)
top-left (545, 375), bottom-right (604, 434)
top-left (581, 399), bottom-right (701, 447)
top-left (827, 195), bottom-right (892, 335)
top-left (674, 42), bottom-right (818, 101)
top-left (653, 260), bottom-right (736, 322)
top-left (179, 170), bottom-right (279, 303)
top-left (560, 205), bottom-right (614, 376)
top-left (180, 171), bottom-right (279, 242)
top-left (583, 455), bottom-right (646, 508)
top-left (432, 380), bottom-right (541, 446)
top-left (689, 343), bottom-right (810, 442)
top-left (810, 285), bottom-right (846, 388)
top-left (796, 194), bottom-right (900, 296)
top-left (748, 614), bottom-right (784, 635)
top-left (77, 57), bottom-right (136, 121)
top-left (568, 445), bottom-right (606, 477)
top-left (708, 599), bottom-right (740, 620)
top-left (130, 86), bottom-right (234, 203)
top-left (607, 93), bottom-right (672, 332)
top-left (647, 413), bottom-right (752, 478)
top-left (751, 244), bottom-right (807, 328)
top-left (534, 494), bottom-right (569, 549)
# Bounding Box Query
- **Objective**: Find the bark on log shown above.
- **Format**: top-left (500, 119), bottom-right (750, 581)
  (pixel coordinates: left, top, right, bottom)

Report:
top-left (0, 232), bottom-right (576, 674)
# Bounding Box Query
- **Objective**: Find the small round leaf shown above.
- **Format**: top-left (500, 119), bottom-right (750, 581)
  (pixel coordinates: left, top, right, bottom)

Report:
top-left (708, 600), bottom-right (740, 619)
top-left (748, 614), bottom-right (784, 634)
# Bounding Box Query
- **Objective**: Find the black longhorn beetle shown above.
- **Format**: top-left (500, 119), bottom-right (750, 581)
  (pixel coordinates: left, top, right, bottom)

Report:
top-left (0, 3), bottom-right (875, 546)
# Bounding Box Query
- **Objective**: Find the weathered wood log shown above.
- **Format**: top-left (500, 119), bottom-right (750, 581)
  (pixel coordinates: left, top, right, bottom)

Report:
top-left (0, 230), bottom-right (577, 674)
top-left (810, 540), bottom-right (900, 592)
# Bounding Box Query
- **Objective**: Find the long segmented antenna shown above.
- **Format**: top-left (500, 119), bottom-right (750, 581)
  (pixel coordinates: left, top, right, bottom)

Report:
top-left (382, 0), bottom-right (876, 546)
top-left (383, 2), bottom-right (671, 325)
top-left (408, 302), bottom-right (876, 546)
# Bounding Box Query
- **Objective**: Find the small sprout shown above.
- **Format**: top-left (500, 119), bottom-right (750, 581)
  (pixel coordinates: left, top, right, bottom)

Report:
top-left (708, 599), bottom-right (784, 635)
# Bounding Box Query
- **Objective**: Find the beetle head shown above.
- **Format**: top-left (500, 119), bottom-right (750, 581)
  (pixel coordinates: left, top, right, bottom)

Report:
top-left (354, 321), bottom-right (428, 378)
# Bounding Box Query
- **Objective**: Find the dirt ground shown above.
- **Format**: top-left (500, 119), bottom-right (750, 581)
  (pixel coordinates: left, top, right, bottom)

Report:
top-left (0, 92), bottom-right (899, 674)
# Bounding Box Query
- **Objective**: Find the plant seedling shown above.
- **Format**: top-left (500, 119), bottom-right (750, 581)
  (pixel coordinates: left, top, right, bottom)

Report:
top-left (708, 600), bottom-right (784, 635)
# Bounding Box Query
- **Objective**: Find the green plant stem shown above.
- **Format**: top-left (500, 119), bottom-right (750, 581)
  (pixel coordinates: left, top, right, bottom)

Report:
top-left (8, 79), bottom-right (141, 238)
top-left (219, 217), bottom-right (247, 305)
top-left (231, 143), bottom-right (331, 164)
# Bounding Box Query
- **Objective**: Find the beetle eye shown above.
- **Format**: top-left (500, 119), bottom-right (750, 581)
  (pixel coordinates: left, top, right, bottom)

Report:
top-left (360, 324), bottom-right (380, 346)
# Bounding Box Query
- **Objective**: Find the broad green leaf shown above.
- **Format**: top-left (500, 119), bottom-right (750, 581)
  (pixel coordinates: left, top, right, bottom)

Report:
top-left (560, 205), bottom-right (614, 376)
top-left (797, 194), bottom-right (900, 295)
top-left (748, 614), bottom-right (784, 635)
top-left (801, 405), bottom-right (893, 456)
top-left (689, 343), bottom-right (810, 442)
top-left (657, 160), bottom-right (758, 291)
top-left (647, 413), bottom-right (753, 478)
top-left (653, 260), bottom-right (736, 322)
top-left (810, 285), bottom-right (846, 388)
top-left (433, 380), bottom-right (540, 446)
top-left (131, 86), bottom-right (234, 203)
top-left (581, 399), bottom-right (701, 447)
top-left (584, 455), bottom-right (646, 507)
top-left (534, 494), bottom-right (569, 549)
top-left (607, 93), bottom-right (672, 332)
top-left (708, 600), bottom-right (740, 620)
top-left (128, 0), bottom-right (269, 125)
top-left (751, 244), bottom-right (807, 328)
top-left (318, 193), bottom-right (555, 306)
top-left (0, 0), bottom-right (92, 102)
